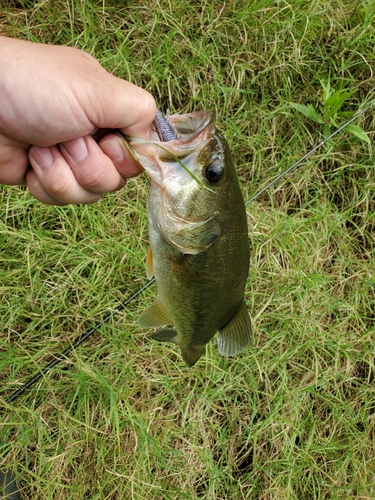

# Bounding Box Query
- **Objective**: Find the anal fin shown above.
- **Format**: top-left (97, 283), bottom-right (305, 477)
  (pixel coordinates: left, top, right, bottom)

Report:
top-left (217, 301), bottom-right (252, 357)
top-left (151, 327), bottom-right (178, 342)
top-left (139, 299), bottom-right (170, 328)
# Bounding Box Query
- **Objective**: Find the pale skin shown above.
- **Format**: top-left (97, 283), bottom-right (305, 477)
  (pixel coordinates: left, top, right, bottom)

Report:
top-left (0, 36), bottom-right (156, 205)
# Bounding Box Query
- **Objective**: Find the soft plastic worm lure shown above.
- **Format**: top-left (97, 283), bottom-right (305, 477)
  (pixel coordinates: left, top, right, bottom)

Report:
top-left (153, 109), bottom-right (178, 141)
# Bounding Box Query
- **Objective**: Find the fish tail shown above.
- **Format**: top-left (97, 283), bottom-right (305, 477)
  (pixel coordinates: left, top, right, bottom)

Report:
top-left (180, 346), bottom-right (206, 367)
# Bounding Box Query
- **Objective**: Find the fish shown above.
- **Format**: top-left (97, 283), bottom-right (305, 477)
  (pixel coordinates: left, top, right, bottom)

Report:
top-left (129, 110), bottom-right (251, 367)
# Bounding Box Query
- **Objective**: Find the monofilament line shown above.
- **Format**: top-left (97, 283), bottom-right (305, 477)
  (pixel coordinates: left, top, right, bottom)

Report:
top-left (246, 104), bottom-right (372, 205)
top-left (4, 278), bottom-right (155, 404)
top-left (3, 103), bottom-right (372, 404)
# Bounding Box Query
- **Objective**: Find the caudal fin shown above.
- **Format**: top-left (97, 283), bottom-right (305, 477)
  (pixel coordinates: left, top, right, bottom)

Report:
top-left (180, 346), bottom-right (206, 367)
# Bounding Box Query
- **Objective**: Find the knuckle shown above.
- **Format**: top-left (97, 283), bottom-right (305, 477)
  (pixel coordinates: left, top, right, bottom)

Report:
top-left (80, 168), bottom-right (106, 191)
top-left (47, 177), bottom-right (73, 198)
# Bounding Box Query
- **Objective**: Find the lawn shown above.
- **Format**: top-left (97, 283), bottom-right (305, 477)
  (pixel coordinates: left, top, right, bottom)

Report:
top-left (1, 0), bottom-right (375, 498)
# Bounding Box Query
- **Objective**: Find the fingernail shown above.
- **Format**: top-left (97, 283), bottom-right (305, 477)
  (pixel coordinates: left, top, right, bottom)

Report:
top-left (30, 146), bottom-right (53, 168)
top-left (62, 137), bottom-right (88, 160)
top-left (101, 139), bottom-right (125, 161)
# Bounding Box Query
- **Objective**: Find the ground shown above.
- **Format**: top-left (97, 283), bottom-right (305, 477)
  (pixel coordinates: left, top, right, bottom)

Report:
top-left (1, 1), bottom-right (375, 498)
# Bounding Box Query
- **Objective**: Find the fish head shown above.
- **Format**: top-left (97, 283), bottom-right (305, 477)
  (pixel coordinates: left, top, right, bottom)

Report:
top-left (129, 111), bottom-right (240, 254)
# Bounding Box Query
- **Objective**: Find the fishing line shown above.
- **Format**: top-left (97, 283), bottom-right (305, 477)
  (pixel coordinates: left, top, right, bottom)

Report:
top-left (3, 103), bottom-right (372, 405)
top-left (3, 279), bottom-right (154, 405)
top-left (245, 103), bottom-right (372, 205)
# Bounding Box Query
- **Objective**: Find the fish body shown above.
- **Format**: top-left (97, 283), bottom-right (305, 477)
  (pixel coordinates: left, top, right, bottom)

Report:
top-left (130, 111), bottom-right (251, 366)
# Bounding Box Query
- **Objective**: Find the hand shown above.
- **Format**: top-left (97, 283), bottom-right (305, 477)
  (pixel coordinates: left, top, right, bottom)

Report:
top-left (0, 36), bottom-right (156, 204)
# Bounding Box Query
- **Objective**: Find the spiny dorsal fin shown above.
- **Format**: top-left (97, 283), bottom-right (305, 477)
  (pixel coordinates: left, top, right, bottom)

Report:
top-left (138, 299), bottom-right (170, 328)
top-left (217, 302), bottom-right (252, 357)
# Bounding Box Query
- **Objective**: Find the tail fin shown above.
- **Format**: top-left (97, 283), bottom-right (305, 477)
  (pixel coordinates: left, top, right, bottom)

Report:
top-left (180, 346), bottom-right (206, 367)
top-left (151, 327), bottom-right (205, 367)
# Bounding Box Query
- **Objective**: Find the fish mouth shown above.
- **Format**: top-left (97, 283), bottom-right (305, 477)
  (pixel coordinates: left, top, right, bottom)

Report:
top-left (129, 110), bottom-right (214, 151)
top-left (151, 110), bottom-right (213, 143)
top-left (128, 110), bottom-right (216, 187)
top-left (152, 111), bottom-right (213, 143)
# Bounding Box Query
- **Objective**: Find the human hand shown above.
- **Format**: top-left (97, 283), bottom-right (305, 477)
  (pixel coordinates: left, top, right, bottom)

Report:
top-left (0, 36), bottom-right (156, 204)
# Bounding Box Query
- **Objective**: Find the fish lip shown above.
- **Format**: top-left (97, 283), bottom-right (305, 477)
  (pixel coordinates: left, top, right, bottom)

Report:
top-left (129, 110), bottom-right (214, 147)
top-left (164, 110), bottom-right (213, 143)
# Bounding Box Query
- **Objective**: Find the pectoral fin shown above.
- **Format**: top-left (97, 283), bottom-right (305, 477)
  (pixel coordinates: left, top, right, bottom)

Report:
top-left (217, 302), bottom-right (252, 357)
top-left (145, 246), bottom-right (154, 279)
top-left (139, 299), bottom-right (170, 328)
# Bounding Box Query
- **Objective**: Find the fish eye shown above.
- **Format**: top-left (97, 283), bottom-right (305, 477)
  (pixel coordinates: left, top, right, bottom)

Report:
top-left (205, 163), bottom-right (224, 184)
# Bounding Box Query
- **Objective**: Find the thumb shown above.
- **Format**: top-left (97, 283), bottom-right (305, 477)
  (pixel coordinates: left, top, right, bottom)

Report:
top-left (87, 73), bottom-right (157, 139)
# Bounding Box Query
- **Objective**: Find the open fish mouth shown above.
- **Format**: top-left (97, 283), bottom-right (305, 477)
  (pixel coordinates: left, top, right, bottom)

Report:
top-left (152, 109), bottom-right (213, 143)
top-left (129, 110), bottom-right (214, 148)
top-left (128, 110), bottom-right (217, 190)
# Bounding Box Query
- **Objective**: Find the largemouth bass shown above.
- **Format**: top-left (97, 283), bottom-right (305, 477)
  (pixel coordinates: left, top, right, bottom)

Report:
top-left (129, 110), bottom-right (251, 366)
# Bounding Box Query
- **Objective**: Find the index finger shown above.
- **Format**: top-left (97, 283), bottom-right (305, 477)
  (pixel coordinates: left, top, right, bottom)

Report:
top-left (87, 78), bottom-right (157, 139)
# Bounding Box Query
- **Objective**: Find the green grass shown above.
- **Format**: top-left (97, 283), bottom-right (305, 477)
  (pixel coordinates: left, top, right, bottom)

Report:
top-left (1, 0), bottom-right (375, 498)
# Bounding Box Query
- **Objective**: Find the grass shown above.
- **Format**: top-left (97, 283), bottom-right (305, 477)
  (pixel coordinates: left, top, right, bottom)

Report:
top-left (1, 0), bottom-right (375, 498)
